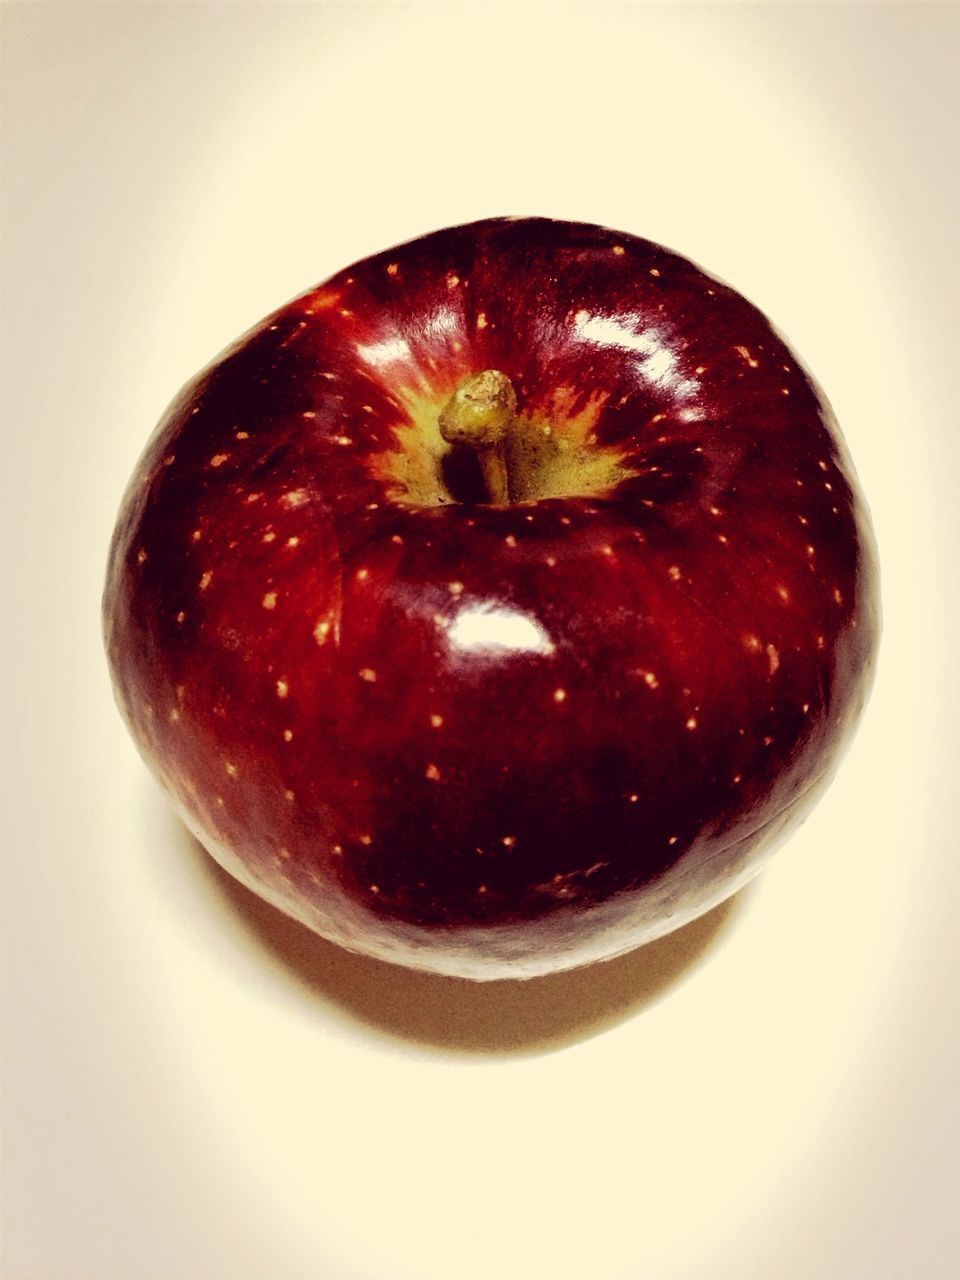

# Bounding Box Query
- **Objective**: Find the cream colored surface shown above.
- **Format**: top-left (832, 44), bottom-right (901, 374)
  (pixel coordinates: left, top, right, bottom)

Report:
top-left (3, 4), bottom-right (957, 1278)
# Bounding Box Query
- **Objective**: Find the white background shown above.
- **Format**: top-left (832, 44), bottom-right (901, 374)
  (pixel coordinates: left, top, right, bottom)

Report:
top-left (3, 3), bottom-right (958, 1278)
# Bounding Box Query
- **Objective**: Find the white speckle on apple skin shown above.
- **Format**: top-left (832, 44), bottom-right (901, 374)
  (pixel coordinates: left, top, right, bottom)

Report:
top-left (276, 679), bottom-right (289, 698)
top-left (262, 592), bottom-right (277, 610)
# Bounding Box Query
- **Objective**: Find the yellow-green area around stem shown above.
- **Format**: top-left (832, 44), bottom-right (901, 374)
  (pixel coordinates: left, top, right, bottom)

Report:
top-left (371, 380), bottom-right (635, 507)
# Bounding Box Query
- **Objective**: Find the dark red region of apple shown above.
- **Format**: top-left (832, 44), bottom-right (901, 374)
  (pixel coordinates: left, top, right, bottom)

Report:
top-left (104, 217), bottom-right (878, 978)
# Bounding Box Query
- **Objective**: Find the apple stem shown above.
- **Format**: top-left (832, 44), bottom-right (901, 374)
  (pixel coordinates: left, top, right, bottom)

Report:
top-left (438, 369), bottom-right (517, 504)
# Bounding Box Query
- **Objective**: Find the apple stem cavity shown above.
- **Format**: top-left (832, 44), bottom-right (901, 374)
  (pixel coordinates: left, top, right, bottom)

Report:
top-left (438, 369), bottom-right (517, 504)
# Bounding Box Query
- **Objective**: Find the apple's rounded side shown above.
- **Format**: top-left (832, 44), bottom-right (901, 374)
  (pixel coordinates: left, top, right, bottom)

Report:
top-left (103, 218), bottom-right (879, 979)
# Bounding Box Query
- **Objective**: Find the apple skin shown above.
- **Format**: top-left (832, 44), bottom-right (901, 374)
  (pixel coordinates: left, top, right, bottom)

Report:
top-left (103, 217), bottom-right (879, 980)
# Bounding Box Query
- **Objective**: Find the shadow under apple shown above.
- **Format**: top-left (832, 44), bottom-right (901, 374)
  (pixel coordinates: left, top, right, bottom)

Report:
top-left (168, 808), bottom-right (748, 1056)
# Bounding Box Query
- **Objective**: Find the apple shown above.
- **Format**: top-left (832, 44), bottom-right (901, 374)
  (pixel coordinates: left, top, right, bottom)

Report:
top-left (103, 217), bottom-right (879, 980)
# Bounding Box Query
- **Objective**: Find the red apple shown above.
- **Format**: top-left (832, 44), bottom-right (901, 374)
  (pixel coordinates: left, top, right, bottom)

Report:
top-left (103, 217), bottom-right (879, 980)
